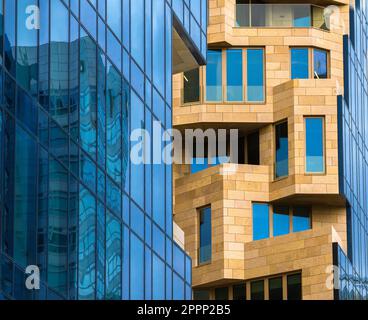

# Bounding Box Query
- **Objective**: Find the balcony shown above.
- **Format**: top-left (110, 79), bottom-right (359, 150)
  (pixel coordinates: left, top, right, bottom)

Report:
top-left (235, 4), bottom-right (330, 31)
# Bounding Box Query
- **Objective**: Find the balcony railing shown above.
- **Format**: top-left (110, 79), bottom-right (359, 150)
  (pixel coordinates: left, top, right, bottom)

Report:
top-left (235, 4), bottom-right (330, 31)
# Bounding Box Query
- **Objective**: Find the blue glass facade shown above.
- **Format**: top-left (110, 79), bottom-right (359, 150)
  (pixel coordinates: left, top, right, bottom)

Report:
top-left (0, 0), bottom-right (206, 300)
top-left (337, 0), bottom-right (368, 300)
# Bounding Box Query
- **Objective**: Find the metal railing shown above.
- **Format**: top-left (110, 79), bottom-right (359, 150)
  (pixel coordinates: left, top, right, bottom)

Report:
top-left (235, 4), bottom-right (330, 31)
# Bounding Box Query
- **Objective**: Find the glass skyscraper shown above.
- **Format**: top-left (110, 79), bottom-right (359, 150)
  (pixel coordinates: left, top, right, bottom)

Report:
top-left (337, 0), bottom-right (368, 299)
top-left (0, 0), bottom-right (207, 300)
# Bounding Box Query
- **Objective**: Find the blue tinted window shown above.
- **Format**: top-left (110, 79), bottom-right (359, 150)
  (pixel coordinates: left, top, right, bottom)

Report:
top-left (227, 49), bottom-right (243, 101)
top-left (293, 6), bottom-right (311, 27)
top-left (291, 48), bottom-right (309, 79)
top-left (247, 49), bottom-right (264, 102)
top-left (275, 122), bottom-right (289, 178)
top-left (191, 157), bottom-right (223, 174)
top-left (199, 207), bottom-right (211, 264)
top-left (107, 0), bottom-right (121, 39)
top-left (206, 50), bottom-right (222, 102)
top-left (130, 234), bottom-right (144, 300)
top-left (153, 254), bottom-right (165, 300)
top-left (314, 49), bottom-right (328, 79)
top-left (273, 206), bottom-right (290, 237)
top-left (293, 207), bottom-right (311, 232)
top-left (253, 203), bottom-right (269, 241)
top-left (305, 118), bottom-right (325, 173)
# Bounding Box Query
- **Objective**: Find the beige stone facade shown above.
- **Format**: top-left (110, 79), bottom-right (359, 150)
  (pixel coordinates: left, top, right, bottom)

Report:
top-left (172, 0), bottom-right (351, 300)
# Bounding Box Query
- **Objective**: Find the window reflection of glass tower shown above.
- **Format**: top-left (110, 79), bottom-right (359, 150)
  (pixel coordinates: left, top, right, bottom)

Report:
top-left (0, 0), bottom-right (206, 300)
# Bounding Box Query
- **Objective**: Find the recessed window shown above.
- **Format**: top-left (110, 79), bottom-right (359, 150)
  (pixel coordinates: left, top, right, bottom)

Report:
top-left (273, 206), bottom-right (290, 237)
top-left (193, 290), bottom-right (210, 300)
top-left (233, 284), bottom-right (247, 300)
top-left (291, 47), bottom-right (329, 80)
top-left (199, 207), bottom-right (212, 264)
top-left (269, 277), bottom-right (283, 300)
top-left (293, 207), bottom-right (311, 232)
top-left (206, 50), bottom-right (223, 102)
top-left (305, 117), bottom-right (325, 173)
top-left (183, 68), bottom-right (200, 104)
top-left (215, 287), bottom-right (229, 300)
top-left (253, 203), bottom-right (270, 241)
top-left (287, 274), bottom-right (302, 300)
top-left (251, 280), bottom-right (264, 300)
top-left (275, 121), bottom-right (289, 179)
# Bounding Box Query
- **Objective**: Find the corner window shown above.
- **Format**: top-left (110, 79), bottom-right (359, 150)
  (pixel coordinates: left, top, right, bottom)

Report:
top-left (291, 47), bottom-right (329, 79)
top-left (287, 274), bottom-right (302, 300)
top-left (273, 206), bottom-right (290, 237)
top-left (206, 50), bottom-right (223, 102)
top-left (275, 121), bottom-right (289, 179)
top-left (183, 68), bottom-right (200, 104)
top-left (305, 117), bottom-right (325, 173)
top-left (199, 206), bottom-right (212, 264)
top-left (252, 203), bottom-right (270, 241)
top-left (293, 207), bottom-right (311, 232)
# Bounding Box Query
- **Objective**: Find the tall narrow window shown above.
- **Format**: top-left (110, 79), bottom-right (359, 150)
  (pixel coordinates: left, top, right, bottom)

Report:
top-left (247, 49), bottom-right (265, 102)
top-left (206, 50), bottom-right (223, 102)
top-left (313, 49), bottom-right (328, 79)
top-left (184, 68), bottom-right (200, 104)
top-left (293, 207), bottom-right (311, 232)
top-left (269, 277), bottom-right (283, 300)
top-left (253, 203), bottom-right (270, 241)
top-left (291, 48), bottom-right (309, 79)
top-left (233, 284), bottom-right (247, 300)
top-left (227, 49), bottom-right (243, 101)
top-left (215, 287), bottom-right (229, 300)
top-left (247, 131), bottom-right (260, 165)
top-left (287, 274), bottom-right (302, 300)
top-left (199, 207), bottom-right (212, 264)
top-left (273, 206), bottom-right (290, 237)
top-left (275, 121), bottom-right (289, 178)
top-left (251, 280), bottom-right (264, 300)
top-left (305, 117), bottom-right (325, 173)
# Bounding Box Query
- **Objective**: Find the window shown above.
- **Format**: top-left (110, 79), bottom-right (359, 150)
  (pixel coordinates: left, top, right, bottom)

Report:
top-left (253, 203), bottom-right (270, 241)
top-left (199, 207), bottom-right (212, 264)
top-left (227, 49), bottom-right (243, 101)
top-left (293, 207), bottom-right (311, 232)
top-left (184, 68), bottom-right (200, 104)
top-left (194, 290), bottom-right (210, 300)
top-left (247, 131), bottom-right (260, 165)
top-left (191, 157), bottom-right (222, 174)
top-left (251, 280), bottom-right (264, 300)
top-left (291, 47), bottom-right (329, 79)
top-left (233, 284), bottom-right (246, 300)
top-left (273, 206), bottom-right (290, 237)
top-left (313, 49), bottom-right (328, 79)
top-left (305, 117), bottom-right (325, 173)
top-left (247, 49), bottom-right (265, 102)
top-left (215, 287), bottom-right (229, 300)
top-left (206, 50), bottom-right (223, 102)
top-left (287, 274), bottom-right (302, 300)
top-left (269, 277), bottom-right (283, 300)
top-left (291, 48), bottom-right (309, 79)
top-left (275, 121), bottom-right (289, 179)
top-left (293, 5), bottom-right (311, 27)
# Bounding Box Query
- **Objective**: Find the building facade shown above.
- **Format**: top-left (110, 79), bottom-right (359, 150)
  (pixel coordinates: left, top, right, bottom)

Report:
top-left (0, 0), bottom-right (207, 300)
top-left (173, 0), bottom-right (368, 300)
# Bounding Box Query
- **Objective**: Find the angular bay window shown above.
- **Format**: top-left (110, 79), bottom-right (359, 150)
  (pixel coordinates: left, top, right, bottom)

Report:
top-left (206, 50), bottom-right (223, 102)
top-left (247, 49), bottom-right (265, 102)
top-left (305, 117), bottom-right (325, 173)
top-left (275, 121), bottom-right (289, 179)
top-left (184, 68), bottom-right (200, 104)
top-left (253, 203), bottom-right (270, 241)
top-left (291, 48), bottom-right (309, 79)
top-left (199, 207), bottom-right (212, 264)
top-left (273, 206), bottom-right (290, 237)
top-left (227, 49), bottom-right (243, 101)
top-left (293, 207), bottom-right (311, 232)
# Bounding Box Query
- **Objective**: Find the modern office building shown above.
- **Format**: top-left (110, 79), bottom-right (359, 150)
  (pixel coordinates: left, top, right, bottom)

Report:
top-left (173, 0), bottom-right (368, 299)
top-left (0, 0), bottom-right (207, 300)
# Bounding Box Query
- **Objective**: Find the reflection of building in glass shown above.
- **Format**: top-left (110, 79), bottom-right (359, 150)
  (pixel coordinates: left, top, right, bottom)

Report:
top-left (173, 0), bottom-right (368, 300)
top-left (0, 0), bottom-right (207, 300)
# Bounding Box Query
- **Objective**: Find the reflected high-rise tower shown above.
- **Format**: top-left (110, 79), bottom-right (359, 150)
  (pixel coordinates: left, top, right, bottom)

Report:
top-left (0, 0), bottom-right (207, 300)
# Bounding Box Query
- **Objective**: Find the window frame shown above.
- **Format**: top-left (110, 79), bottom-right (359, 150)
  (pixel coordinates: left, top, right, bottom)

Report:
top-left (198, 205), bottom-right (212, 266)
top-left (274, 119), bottom-right (289, 180)
top-left (182, 47), bottom-right (266, 105)
top-left (304, 116), bottom-right (326, 175)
